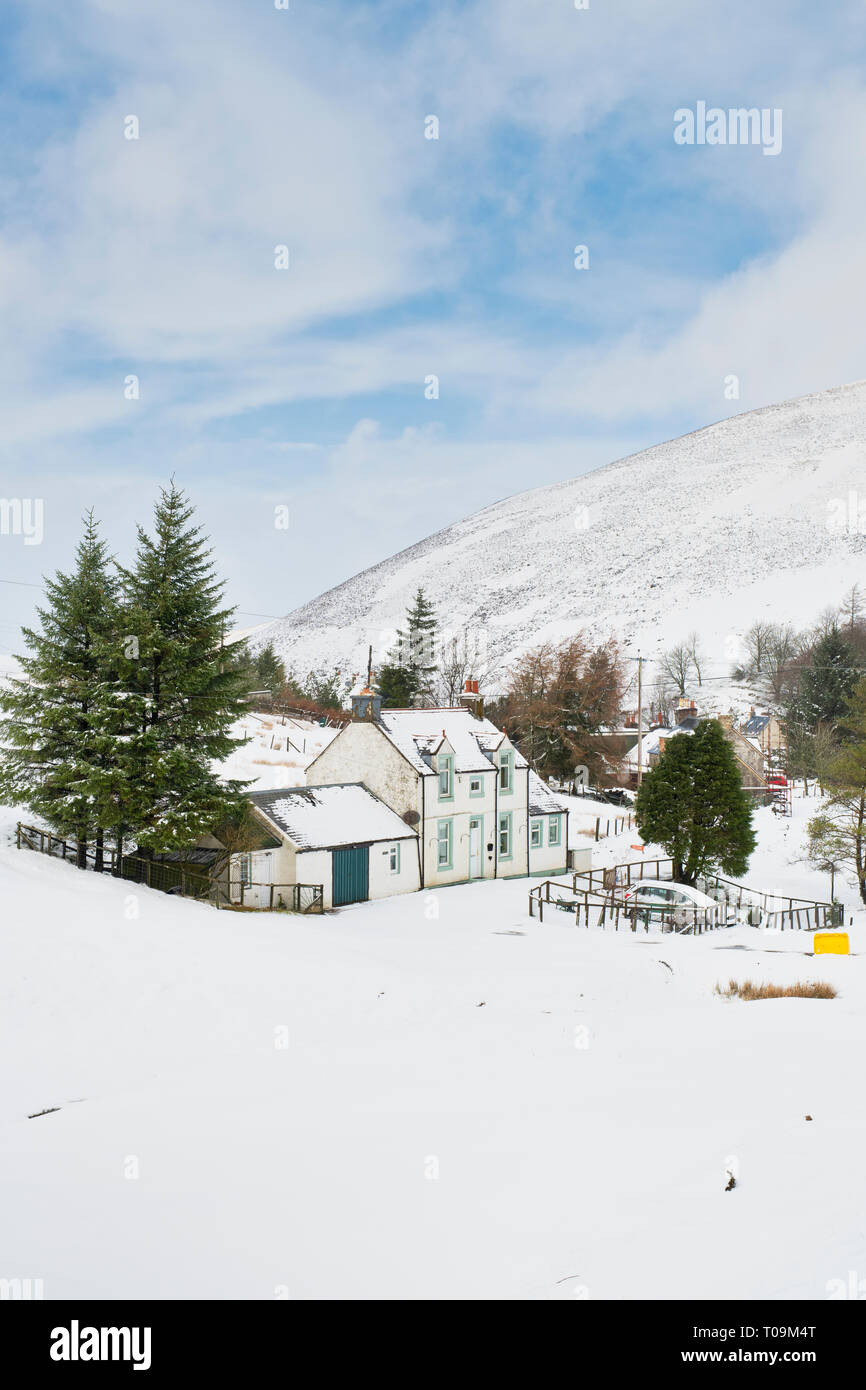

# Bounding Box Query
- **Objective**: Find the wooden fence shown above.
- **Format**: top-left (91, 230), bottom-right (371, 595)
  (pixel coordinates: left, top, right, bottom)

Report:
top-left (529, 856), bottom-right (841, 933)
top-left (16, 823), bottom-right (323, 915)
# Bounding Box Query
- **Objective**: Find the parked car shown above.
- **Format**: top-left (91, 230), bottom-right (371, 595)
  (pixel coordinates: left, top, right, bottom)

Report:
top-left (601, 787), bottom-right (634, 807)
top-left (622, 881), bottom-right (729, 931)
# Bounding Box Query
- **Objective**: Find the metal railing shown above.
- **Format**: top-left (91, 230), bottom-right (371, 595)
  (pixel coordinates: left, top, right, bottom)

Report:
top-left (528, 876), bottom-right (728, 934)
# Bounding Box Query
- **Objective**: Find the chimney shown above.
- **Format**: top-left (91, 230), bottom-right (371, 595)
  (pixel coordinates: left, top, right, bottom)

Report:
top-left (459, 677), bottom-right (484, 719)
top-left (351, 686), bottom-right (382, 721)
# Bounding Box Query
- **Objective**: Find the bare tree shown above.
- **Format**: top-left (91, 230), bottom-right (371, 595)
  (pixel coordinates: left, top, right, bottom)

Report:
top-left (762, 622), bottom-right (799, 702)
top-left (658, 643), bottom-right (695, 697)
top-left (437, 630), bottom-right (492, 706)
top-left (841, 584), bottom-right (864, 634)
top-left (686, 631), bottom-right (704, 687)
top-left (743, 621), bottom-right (774, 678)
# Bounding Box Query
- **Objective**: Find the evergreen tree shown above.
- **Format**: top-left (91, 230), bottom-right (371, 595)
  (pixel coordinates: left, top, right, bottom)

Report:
top-left (0, 512), bottom-right (119, 868)
top-left (115, 482), bottom-right (253, 853)
top-left (635, 719), bottom-right (756, 884)
top-left (376, 659), bottom-right (421, 709)
top-left (253, 642), bottom-right (285, 696)
top-left (387, 588), bottom-right (438, 707)
top-left (788, 626), bottom-right (859, 735)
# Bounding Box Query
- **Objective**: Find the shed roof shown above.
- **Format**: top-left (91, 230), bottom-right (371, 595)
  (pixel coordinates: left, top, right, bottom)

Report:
top-left (248, 784), bottom-right (416, 851)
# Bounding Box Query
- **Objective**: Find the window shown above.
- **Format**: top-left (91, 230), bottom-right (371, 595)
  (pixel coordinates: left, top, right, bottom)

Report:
top-left (548, 816), bottom-right (561, 847)
top-left (499, 750), bottom-right (513, 793)
top-left (238, 853), bottom-right (252, 885)
top-left (469, 775), bottom-right (483, 797)
top-left (530, 818), bottom-right (543, 849)
top-left (388, 843), bottom-right (400, 874)
top-left (498, 812), bottom-right (512, 860)
top-left (437, 819), bottom-right (453, 870)
top-left (438, 753), bottom-right (454, 801)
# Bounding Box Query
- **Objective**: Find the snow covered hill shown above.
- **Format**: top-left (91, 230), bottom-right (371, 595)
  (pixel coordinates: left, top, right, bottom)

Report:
top-left (1, 794), bottom-right (865, 1299)
top-left (256, 381), bottom-right (866, 688)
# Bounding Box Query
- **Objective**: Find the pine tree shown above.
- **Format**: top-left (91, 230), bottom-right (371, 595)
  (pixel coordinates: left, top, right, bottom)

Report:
top-left (115, 482), bottom-right (253, 853)
top-left (388, 588), bottom-right (438, 706)
top-left (635, 720), bottom-right (756, 884)
top-left (253, 642), bottom-right (285, 697)
top-left (0, 512), bottom-right (119, 867)
top-left (788, 627), bottom-right (859, 734)
top-left (376, 659), bottom-right (421, 709)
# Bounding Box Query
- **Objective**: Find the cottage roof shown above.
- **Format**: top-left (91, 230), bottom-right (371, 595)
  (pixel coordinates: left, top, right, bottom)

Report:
top-left (375, 708), bottom-right (527, 776)
top-left (624, 724), bottom-right (694, 768)
top-left (742, 713), bottom-right (770, 736)
top-left (248, 784), bottom-right (415, 851)
top-left (527, 769), bottom-right (565, 816)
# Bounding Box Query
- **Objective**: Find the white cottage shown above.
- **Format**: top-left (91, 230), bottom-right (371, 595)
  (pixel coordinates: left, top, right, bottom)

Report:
top-left (305, 706), bottom-right (571, 889)
top-left (238, 784), bottom-right (420, 908)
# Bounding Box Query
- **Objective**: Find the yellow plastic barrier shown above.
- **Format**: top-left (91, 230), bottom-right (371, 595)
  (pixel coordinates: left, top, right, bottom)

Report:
top-left (814, 932), bottom-right (849, 956)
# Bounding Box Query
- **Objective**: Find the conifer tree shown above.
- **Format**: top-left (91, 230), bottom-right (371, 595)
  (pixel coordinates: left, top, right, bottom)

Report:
top-left (0, 512), bottom-right (119, 867)
top-left (788, 626), bottom-right (859, 735)
top-left (635, 719), bottom-right (756, 884)
top-left (384, 588), bottom-right (438, 707)
top-left (115, 482), bottom-right (252, 852)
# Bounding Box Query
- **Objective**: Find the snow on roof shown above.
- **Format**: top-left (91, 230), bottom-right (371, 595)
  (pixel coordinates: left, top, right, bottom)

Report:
top-left (375, 708), bottom-right (526, 775)
top-left (624, 724), bottom-right (693, 768)
top-left (248, 784), bottom-right (415, 851)
top-left (527, 770), bottom-right (565, 816)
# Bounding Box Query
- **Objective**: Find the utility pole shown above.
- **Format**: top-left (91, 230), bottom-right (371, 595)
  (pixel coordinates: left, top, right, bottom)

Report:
top-left (636, 654), bottom-right (644, 789)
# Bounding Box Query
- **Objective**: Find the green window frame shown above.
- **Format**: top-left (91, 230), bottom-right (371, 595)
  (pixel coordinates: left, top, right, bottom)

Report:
top-left (548, 815), bottom-right (562, 848)
top-left (437, 818), bottom-right (453, 870)
top-left (388, 843), bottom-right (401, 874)
top-left (498, 811), bottom-right (512, 861)
top-left (469, 774), bottom-right (484, 797)
top-left (499, 749), bottom-right (514, 794)
top-left (438, 754), bottom-right (454, 801)
top-left (530, 818), bottom-right (543, 849)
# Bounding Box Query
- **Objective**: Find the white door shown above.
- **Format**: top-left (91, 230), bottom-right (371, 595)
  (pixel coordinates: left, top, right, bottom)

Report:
top-left (469, 818), bottom-right (482, 879)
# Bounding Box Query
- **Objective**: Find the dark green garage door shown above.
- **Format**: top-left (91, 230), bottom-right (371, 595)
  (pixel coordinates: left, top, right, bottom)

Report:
top-left (332, 845), bottom-right (370, 906)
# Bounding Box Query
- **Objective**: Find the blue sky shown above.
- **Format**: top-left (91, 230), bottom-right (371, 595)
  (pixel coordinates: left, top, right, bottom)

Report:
top-left (2, 0), bottom-right (866, 654)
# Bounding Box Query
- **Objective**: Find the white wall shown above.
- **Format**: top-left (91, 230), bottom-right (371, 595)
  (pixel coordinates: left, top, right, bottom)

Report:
top-left (422, 749), bottom-right (530, 886)
top-left (308, 722), bottom-right (419, 820)
top-left (297, 838), bottom-right (420, 909)
top-left (528, 812), bottom-right (570, 877)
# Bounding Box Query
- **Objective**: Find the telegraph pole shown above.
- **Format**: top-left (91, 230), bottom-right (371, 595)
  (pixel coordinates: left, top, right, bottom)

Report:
top-left (636, 654), bottom-right (644, 789)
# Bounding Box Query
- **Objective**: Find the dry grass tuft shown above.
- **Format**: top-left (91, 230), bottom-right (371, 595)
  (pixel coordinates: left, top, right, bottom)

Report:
top-left (715, 979), bottom-right (837, 1001)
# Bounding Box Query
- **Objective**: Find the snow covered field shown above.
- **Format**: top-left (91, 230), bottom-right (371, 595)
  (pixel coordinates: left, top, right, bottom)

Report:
top-left (1, 792), bottom-right (863, 1301)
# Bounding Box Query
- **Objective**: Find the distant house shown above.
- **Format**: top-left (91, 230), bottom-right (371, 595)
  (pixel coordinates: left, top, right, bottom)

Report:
top-left (738, 707), bottom-right (786, 759)
top-left (238, 784), bottom-right (420, 909)
top-left (305, 701), bottom-right (571, 890)
top-left (623, 711), bottom-right (768, 800)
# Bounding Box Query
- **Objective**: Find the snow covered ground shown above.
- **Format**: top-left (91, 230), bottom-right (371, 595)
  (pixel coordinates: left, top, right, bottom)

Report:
top-left (1, 788), bottom-right (863, 1300)
top-left (218, 711), bottom-right (339, 791)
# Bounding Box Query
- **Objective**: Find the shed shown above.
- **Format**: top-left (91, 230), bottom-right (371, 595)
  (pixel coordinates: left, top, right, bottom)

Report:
top-left (244, 784), bottom-right (420, 909)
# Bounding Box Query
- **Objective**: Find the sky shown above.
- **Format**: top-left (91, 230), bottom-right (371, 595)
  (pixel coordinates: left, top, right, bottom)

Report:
top-left (2, 0), bottom-right (866, 657)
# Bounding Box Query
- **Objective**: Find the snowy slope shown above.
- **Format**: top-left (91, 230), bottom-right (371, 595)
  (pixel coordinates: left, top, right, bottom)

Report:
top-left (256, 381), bottom-right (866, 688)
top-left (1, 794), bottom-right (865, 1300)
